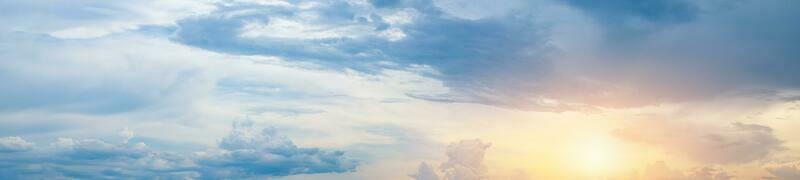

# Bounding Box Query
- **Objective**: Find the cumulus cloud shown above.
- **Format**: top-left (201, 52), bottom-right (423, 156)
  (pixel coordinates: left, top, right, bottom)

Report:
top-left (411, 139), bottom-right (492, 180)
top-left (195, 120), bottom-right (358, 178)
top-left (0, 121), bottom-right (357, 179)
top-left (440, 139), bottom-right (492, 180)
top-left (0, 136), bottom-right (34, 153)
top-left (613, 120), bottom-right (784, 164)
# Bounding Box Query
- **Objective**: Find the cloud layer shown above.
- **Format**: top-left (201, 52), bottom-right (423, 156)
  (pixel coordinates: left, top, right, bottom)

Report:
top-left (0, 121), bottom-right (356, 179)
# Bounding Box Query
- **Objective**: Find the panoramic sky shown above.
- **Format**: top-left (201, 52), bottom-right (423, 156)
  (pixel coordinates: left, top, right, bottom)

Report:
top-left (1, 0), bottom-right (799, 179)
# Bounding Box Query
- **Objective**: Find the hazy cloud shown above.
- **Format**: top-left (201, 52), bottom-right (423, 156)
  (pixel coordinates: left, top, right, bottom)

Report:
top-left (614, 120), bottom-right (784, 164)
top-left (626, 161), bottom-right (732, 180)
top-left (765, 161), bottom-right (800, 180)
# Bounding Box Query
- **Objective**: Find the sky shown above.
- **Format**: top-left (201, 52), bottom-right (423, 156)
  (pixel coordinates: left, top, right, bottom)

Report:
top-left (1, 0), bottom-right (799, 179)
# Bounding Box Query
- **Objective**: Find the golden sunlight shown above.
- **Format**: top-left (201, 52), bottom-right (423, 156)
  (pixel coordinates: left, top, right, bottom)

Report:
top-left (570, 136), bottom-right (621, 176)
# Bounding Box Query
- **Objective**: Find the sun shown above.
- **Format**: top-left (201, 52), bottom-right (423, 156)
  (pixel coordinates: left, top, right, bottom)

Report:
top-left (570, 136), bottom-right (621, 175)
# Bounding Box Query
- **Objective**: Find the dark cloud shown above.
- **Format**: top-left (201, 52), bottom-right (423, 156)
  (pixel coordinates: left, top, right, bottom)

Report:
top-left (613, 120), bottom-right (784, 164)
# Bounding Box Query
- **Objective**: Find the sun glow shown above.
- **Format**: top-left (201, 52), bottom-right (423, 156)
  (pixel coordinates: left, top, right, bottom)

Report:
top-left (570, 136), bottom-right (621, 175)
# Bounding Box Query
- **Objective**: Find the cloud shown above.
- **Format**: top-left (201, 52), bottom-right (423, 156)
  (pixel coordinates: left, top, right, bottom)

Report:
top-left (0, 121), bottom-right (357, 179)
top-left (0, 136), bottom-right (34, 153)
top-left (409, 162), bottom-right (440, 180)
top-left (167, 0), bottom-right (800, 111)
top-left (0, 33), bottom-right (215, 115)
top-left (545, 0), bottom-right (800, 107)
top-left (5, 0), bottom-right (799, 114)
top-left (765, 161), bottom-right (800, 180)
top-left (171, 0), bottom-right (565, 110)
top-left (411, 139), bottom-right (492, 180)
top-left (195, 120), bottom-right (358, 178)
top-left (613, 120), bottom-right (784, 164)
top-left (0, 136), bottom-right (179, 179)
top-left (562, 0), bottom-right (698, 37)
top-left (54, 138), bottom-right (150, 160)
top-left (0, 0), bottom-right (214, 39)
top-left (440, 139), bottom-right (492, 180)
top-left (626, 161), bottom-right (732, 180)
top-left (119, 128), bottom-right (134, 144)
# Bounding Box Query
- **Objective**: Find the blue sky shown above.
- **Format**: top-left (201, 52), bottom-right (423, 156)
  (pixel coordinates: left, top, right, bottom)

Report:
top-left (1, 0), bottom-right (800, 179)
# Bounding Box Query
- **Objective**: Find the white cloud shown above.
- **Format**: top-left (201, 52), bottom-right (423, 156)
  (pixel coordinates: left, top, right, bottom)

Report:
top-left (441, 139), bottom-right (492, 180)
top-left (0, 136), bottom-right (34, 153)
top-left (410, 139), bottom-right (493, 180)
top-left (119, 128), bottom-right (134, 144)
